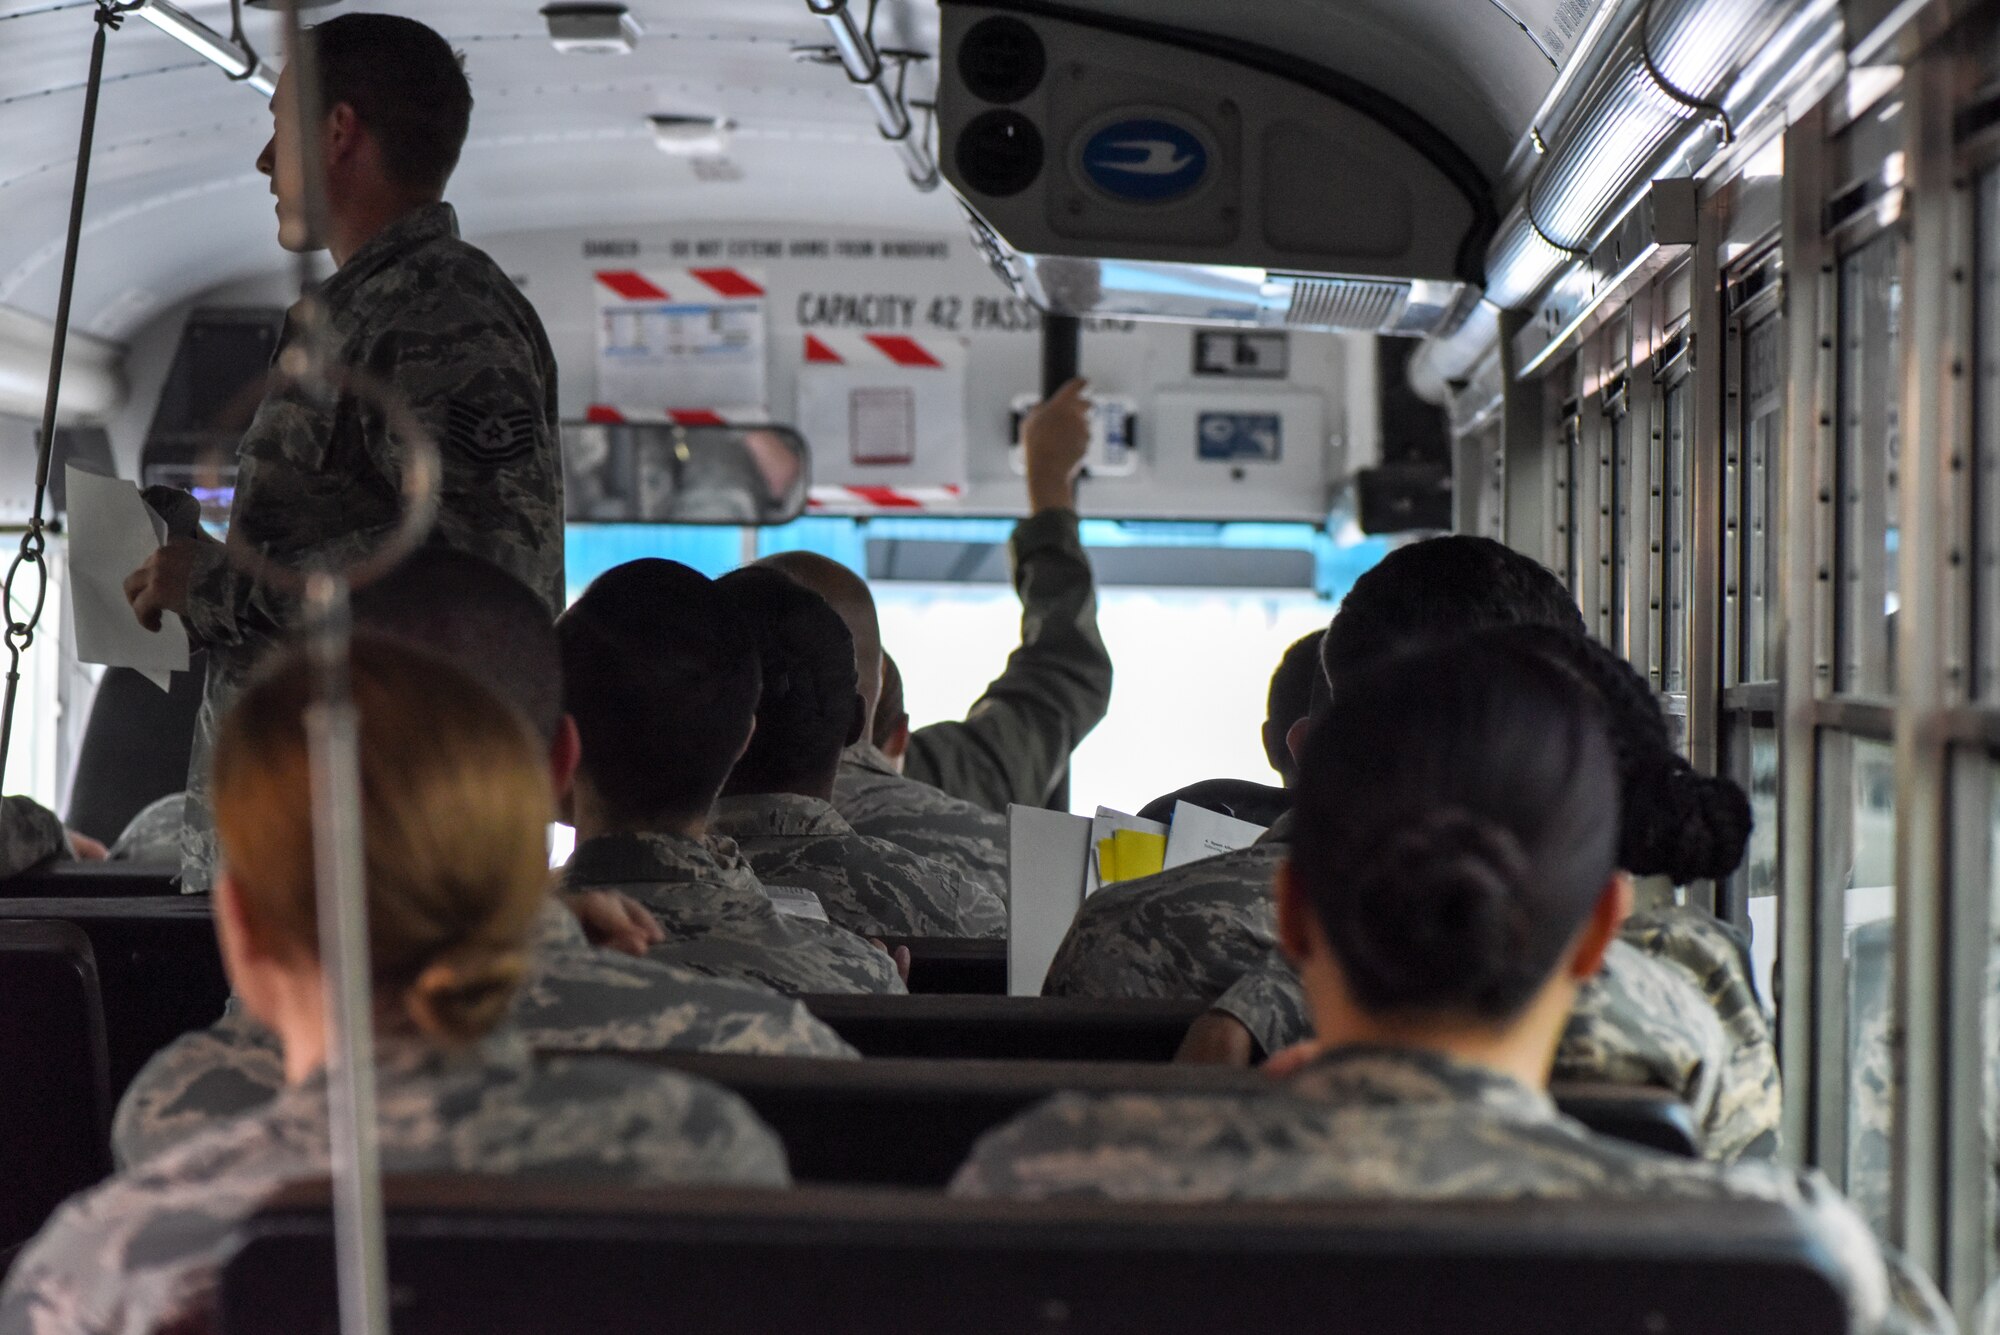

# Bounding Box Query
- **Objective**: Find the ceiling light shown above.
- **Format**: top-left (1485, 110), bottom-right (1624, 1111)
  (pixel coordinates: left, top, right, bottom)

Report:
top-left (543, 3), bottom-right (642, 55)
top-left (650, 115), bottom-right (733, 158)
top-left (135, 0), bottom-right (277, 95)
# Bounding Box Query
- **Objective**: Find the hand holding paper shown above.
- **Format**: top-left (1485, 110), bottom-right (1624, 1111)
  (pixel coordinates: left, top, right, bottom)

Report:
top-left (64, 465), bottom-right (190, 691)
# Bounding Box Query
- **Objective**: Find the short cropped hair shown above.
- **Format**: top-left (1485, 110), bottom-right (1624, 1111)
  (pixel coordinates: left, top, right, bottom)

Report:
top-left (351, 545), bottom-right (562, 744)
top-left (1322, 535), bottom-right (1585, 695)
top-left (308, 13), bottom-right (472, 196)
top-left (716, 567), bottom-right (861, 792)
top-left (556, 560), bottom-right (759, 825)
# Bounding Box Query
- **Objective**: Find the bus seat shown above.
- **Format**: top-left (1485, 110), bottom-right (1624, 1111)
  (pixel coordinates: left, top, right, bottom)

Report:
top-left (63, 657), bottom-right (205, 846)
top-left (873, 937), bottom-right (1005, 994)
top-left (0, 898), bottom-right (228, 1100)
top-left (0, 921), bottom-right (111, 1255)
top-left (0, 863), bottom-right (183, 899)
top-left (799, 994), bottom-right (1207, 1061)
top-left (608, 1054), bottom-right (1700, 1187)
top-left (220, 1177), bottom-right (1854, 1335)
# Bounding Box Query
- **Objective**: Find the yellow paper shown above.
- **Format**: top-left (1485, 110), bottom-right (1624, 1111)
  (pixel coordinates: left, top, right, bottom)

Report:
top-left (1111, 829), bottom-right (1167, 881)
top-left (1095, 838), bottom-right (1120, 884)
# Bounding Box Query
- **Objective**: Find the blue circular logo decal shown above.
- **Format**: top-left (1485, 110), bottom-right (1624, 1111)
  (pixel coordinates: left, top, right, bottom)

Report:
top-left (1079, 118), bottom-right (1209, 203)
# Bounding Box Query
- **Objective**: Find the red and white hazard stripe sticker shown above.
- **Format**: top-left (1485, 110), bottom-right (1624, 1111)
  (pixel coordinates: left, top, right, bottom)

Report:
top-left (801, 332), bottom-right (960, 368)
top-left (582, 405), bottom-right (765, 426)
top-left (594, 268), bottom-right (767, 302)
top-left (808, 484), bottom-right (964, 512)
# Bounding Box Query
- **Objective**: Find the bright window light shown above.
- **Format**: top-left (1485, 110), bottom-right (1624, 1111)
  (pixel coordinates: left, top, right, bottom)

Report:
top-left (876, 584), bottom-right (1336, 816)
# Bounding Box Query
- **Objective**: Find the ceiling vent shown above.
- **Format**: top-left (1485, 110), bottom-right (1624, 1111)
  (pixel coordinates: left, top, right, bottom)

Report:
top-left (1283, 277), bottom-right (1410, 332)
top-left (542, 4), bottom-right (641, 55)
top-left (650, 115), bottom-right (733, 158)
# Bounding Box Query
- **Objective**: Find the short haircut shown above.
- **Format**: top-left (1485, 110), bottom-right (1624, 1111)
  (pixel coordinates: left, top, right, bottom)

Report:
top-left (308, 13), bottom-right (472, 196)
top-left (215, 634), bottom-right (551, 1044)
top-left (715, 567), bottom-right (860, 791)
top-left (351, 545), bottom-right (562, 744)
top-left (1266, 631), bottom-right (1324, 734)
top-left (1321, 536), bottom-right (1585, 697)
top-left (556, 559), bottom-right (759, 825)
top-left (1291, 638), bottom-right (1619, 1021)
top-left (873, 652), bottom-right (907, 750)
top-left (754, 550), bottom-right (883, 712)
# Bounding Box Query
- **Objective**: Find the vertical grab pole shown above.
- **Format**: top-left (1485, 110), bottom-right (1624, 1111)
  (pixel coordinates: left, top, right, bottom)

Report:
top-left (301, 572), bottom-right (389, 1335)
top-left (1040, 311), bottom-right (1080, 812)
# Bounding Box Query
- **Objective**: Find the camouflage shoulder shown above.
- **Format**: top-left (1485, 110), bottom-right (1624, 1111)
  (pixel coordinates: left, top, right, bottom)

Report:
top-left (111, 1013), bottom-right (283, 1169)
top-left (1208, 952), bottom-right (1311, 1058)
top-left (0, 795), bottom-right (65, 879)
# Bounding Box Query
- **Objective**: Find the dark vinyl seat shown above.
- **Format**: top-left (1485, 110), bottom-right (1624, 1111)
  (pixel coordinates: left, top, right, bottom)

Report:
top-left (63, 658), bottom-right (205, 846)
top-left (618, 1053), bottom-right (1700, 1187)
top-left (798, 993), bottom-right (1207, 1060)
top-left (872, 937), bottom-right (1005, 994)
top-left (0, 921), bottom-right (112, 1254)
top-left (220, 1177), bottom-right (1854, 1335)
top-left (0, 897), bottom-right (228, 1099)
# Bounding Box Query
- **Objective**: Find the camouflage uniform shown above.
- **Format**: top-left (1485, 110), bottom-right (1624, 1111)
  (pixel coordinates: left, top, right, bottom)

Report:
top-left (3, 1030), bottom-right (786, 1335)
top-left (108, 793), bottom-right (183, 863)
top-left (177, 202), bottom-right (565, 892)
top-left (565, 830), bottom-right (906, 996)
top-left (1047, 820), bottom-right (1779, 1161)
top-left (1039, 816), bottom-right (1293, 1001)
top-left (712, 792), bottom-right (1006, 939)
top-left (0, 796), bottom-right (65, 878)
top-left (949, 1045), bottom-right (1949, 1335)
top-left (112, 899), bottom-right (857, 1169)
top-left (898, 508), bottom-right (1113, 813)
top-left (832, 743), bottom-right (1010, 904)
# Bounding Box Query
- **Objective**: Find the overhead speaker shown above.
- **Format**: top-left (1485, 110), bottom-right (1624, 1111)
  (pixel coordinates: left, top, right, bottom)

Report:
top-left (957, 15), bottom-right (1045, 104)
top-left (955, 109), bottom-right (1044, 198)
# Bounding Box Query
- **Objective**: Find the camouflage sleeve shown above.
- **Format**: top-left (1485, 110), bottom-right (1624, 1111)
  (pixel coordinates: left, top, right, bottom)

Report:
top-left (948, 1093), bottom-right (1101, 1199)
top-left (904, 509), bottom-right (1112, 812)
top-left (1208, 951), bottom-right (1312, 1059)
top-left (356, 295), bottom-right (565, 612)
top-left (1774, 1168), bottom-right (1953, 1335)
top-left (1620, 907), bottom-right (1783, 1161)
top-left (0, 796), bottom-right (66, 879)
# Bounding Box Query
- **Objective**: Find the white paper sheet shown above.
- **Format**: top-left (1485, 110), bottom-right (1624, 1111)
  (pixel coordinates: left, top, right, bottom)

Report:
top-left (1162, 801), bottom-right (1268, 872)
top-left (1007, 804), bottom-right (1092, 997)
top-left (64, 465), bottom-right (189, 691)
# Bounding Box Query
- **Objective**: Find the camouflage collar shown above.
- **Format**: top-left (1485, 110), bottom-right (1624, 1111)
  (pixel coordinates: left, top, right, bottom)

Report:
top-left (840, 741), bottom-right (902, 779)
top-left (281, 1027), bottom-right (532, 1107)
top-left (1285, 1045), bottom-right (1556, 1121)
top-left (319, 200), bottom-right (460, 308)
top-left (564, 830), bottom-right (757, 892)
top-left (712, 793), bottom-right (851, 841)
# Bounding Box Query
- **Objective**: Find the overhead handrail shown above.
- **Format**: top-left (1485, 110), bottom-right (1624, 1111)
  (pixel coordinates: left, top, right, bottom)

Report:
top-left (801, 0), bottom-right (940, 191)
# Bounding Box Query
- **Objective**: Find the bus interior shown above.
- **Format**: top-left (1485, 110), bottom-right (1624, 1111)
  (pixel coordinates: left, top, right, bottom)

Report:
top-left (1, 0), bottom-right (1997, 1328)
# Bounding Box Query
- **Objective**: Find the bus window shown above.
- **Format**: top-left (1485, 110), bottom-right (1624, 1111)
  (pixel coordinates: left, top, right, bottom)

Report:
top-left (1836, 232), bottom-right (1904, 698)
top-left (877, 583), bottom-right (1340, 815)
top-left (1826, 732), bottom-right (1898, 1238)
top-left (1739, 304), bottom-right (1785, 685)
top-left (1733, 715), bottom-right (1781, 1000)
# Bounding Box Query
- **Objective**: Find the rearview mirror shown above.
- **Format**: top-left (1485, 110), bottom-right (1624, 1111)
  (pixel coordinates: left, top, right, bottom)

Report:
top-left (562, 422), bottom-right (810, 526)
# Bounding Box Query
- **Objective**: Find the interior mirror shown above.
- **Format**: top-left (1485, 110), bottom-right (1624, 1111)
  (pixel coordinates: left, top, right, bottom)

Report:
top-left (562, 422), bottom-right (810, 526)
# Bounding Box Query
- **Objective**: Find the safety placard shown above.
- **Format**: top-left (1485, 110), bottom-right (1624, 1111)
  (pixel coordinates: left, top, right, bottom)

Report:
top-left (796, 332), bottom-right (968, 500)
top-left (593, 268), bottom-right (768, 412)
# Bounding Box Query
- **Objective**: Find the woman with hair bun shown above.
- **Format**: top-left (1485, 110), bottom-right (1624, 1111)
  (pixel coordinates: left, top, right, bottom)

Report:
top-left (1, 636), bottom-right (787, 1335)
top-left (953, 639), bottom-right (1948, 1335)
top-left (1197, 625), bottom-right (1779, 1163)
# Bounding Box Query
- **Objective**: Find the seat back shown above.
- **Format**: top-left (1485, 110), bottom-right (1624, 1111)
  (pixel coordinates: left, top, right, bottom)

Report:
top-left (874, 937), bottom-right (1005, 994)
top-left (0, 921), bottom-right (112, 1251)
top-left (621, 1054), bottom-right (1700, 1187)
top-left (0, 898), bottom-right (228, 1098)
top-left (798, 993), bottom-right (1206, 1060)
top-left (63, 657), bottom-right (205, 845)
top-left (221, 1178), bottom-right (1855, 1335)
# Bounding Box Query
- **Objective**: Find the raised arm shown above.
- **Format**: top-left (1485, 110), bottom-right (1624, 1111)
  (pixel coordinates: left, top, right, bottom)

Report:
top-left (902, 378), bottom-right (1113, 811)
